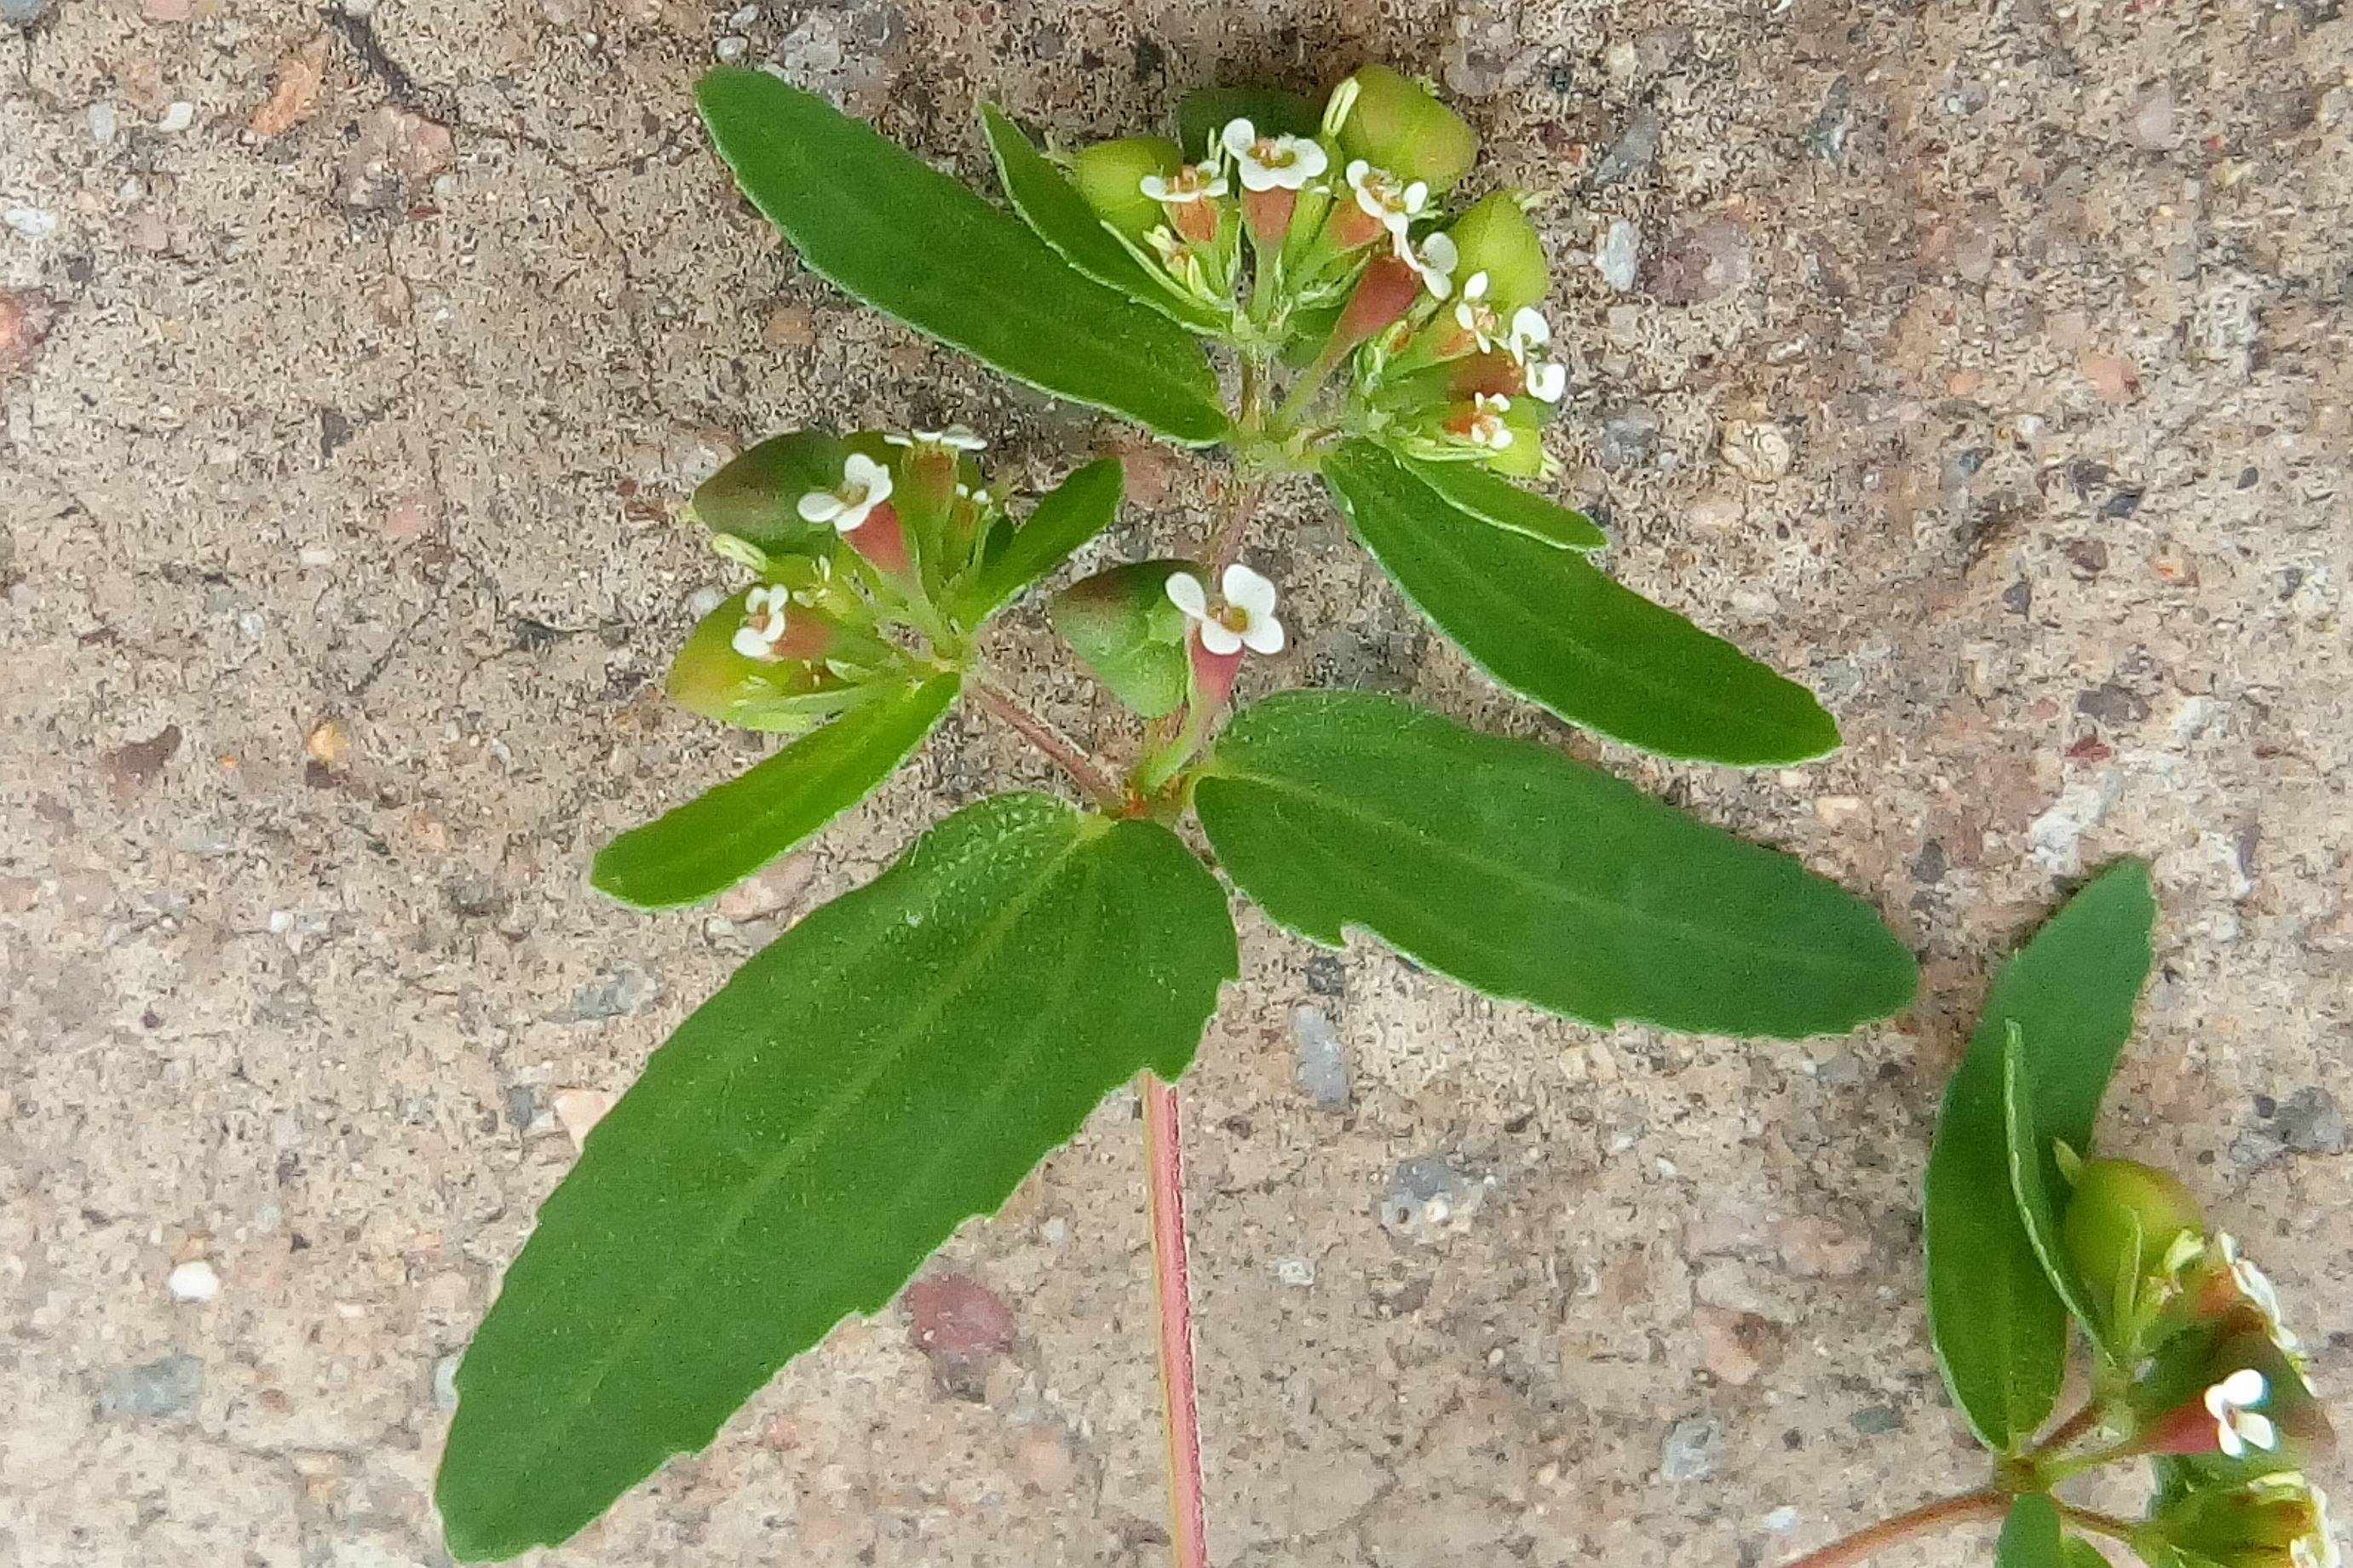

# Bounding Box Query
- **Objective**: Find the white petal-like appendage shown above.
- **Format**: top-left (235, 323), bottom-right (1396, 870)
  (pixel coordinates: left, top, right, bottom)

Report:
top-left (1241, 614), bottom-right (1286, 656)
top-left (1164, 571), bottom-right (1210, 620)
top-left (1197, 619), bottom-right (1244, 657)
top-left (1222, 563), bottom-right (1278, 619)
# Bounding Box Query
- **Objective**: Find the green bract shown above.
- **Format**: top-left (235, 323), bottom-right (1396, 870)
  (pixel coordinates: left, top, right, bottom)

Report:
top-left (435, 62), bottom-right (1929, 1563)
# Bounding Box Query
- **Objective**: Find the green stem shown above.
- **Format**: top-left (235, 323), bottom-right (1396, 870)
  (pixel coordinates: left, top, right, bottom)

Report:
top-left (2056, 1504), bottom-right (2143, 1545)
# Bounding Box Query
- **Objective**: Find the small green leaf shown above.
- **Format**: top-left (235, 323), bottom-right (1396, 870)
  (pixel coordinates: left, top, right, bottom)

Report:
top-left (590, 674), bottom-right (961, 909)
top-left (2060, 1538), bottom-right (2113, 1568)
top-left (1924, 859), bottom-right (2157, 1451)
top-left (1049, 560), bottom-right (1194, 719)
top-left (1401, 456), bottom-right (1607, 551)
top-left (2003, 1022), bottom-right (2112, 1353)
top-left (961, 458), bottom-right (1125, 620)
top-left (1194, 692), bottom-right (1917, 1037)
top-left (1322, 440), bottom-right (1838, 766)
top-left (1175, 86), bottom-right (1323, 158)
top-left (977, 106), bottom-right (1227, 334)
top-left (1996, 1495), bottom-right (2067, 1568)
top-left (438, 794), bottom-right (1239, 1559)
top-left (697, 70), bottom-right (1229, 446)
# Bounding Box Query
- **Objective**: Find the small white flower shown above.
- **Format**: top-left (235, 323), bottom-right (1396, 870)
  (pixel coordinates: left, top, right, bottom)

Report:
top-left (731, 585), bottom-right (796, 661)
top-left (1457, 393), bottom-right (1513, 451)
top-left (2206, 1367), bottom-right (2279, 1460)
top-left (2218, 1233), bottom-right (2304, 1355)
top-left (1165, 562), bottom-right (1286, 658)
top-left (885, 424), bottom-right (987, 451)
top-left (1506, 305), bottom-right (1551, 361)
top-left (1218, 119), bottom-right (1330, 192)
top-left (1524, 359), bottom-right (1568, 403)
top-left (1453, 271), bottom-right (1500, 351)
top-left (1140, 162), bottom-right (1228, 203)
top-left (1399, 229), bottom-right (1458, 299)
top-left (1346, 159), bottom-right (1429, 235)
top-left (796, 452), bottom-right (894, 534)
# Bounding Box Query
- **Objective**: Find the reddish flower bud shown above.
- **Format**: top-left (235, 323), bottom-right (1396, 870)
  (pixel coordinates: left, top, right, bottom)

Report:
top-left (842, 502), bottom-right (911, 579)
top-left (1332, 256), bottom-right (1423, 350)
top-left (1188, 631), bottom-right (1243, 714)
top-left (1243, 185), bottom-right (1297, 247)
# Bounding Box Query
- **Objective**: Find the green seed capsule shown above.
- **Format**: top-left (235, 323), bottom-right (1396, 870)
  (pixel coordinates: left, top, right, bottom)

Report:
top-left (1331, 66), bottom-right (1476, 194)
top-left (1071, 136), bottom-right (1184, 242)
top-left (2062, 1157), bottom-right (2206, 1327)
top-left (1443, 192), bottom-right (1550, 314)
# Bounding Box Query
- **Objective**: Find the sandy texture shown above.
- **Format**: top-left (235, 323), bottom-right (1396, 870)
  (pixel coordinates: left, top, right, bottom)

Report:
top-left (4, 0), bottom-right (2350, 1563)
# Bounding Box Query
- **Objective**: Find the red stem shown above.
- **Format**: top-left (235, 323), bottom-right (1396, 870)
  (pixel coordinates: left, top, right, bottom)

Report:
top-left (1142, 1074), bottom-right (1209, 1568)
top-left (1778, 1491), bottom-right (2010, 1568)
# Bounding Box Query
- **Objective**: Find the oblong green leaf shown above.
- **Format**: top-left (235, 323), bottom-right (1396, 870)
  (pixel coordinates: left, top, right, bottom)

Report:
top-left (1194, 691), bottom-right (1917, 1037)
top-left (439, 794), bottom-right (1239, 1559)
top-left (590, 673), bottom-right (961, 909)
top-left (1924, 859), bottom-right (2155, 1451)
top-left (1997, 1494), bottom-right (2067, 1568)
top-left (977, 105), bottom-right (1227, 334)
top-left (961, 457), bottom-right (1125, 620)
top-left (1176, 86), bottom-right (1323, 157)
top-left (1322, 440), bottom-right (1838, 766)
top-left (2002, 1021), bottom-right (2111, 1353)
top-left (1401, 455), bottom-right (1607, 551)
top-left (697, 70), bottom-right (1228, 445)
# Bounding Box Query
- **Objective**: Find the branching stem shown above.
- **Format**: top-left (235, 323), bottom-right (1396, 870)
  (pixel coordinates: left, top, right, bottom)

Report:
top-left (969, 678), bottom-right (1125, 810)
top-left (1775, 1490), bottom-right (2010, 1568)
top-left (1203, 474), bottom-right (1267, 579)
top-left (1142, 1074), bottom-right (1209, 1568)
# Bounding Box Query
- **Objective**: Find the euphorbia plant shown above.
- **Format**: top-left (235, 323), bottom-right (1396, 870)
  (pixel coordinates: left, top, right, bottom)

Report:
top-left (433, 66), bottom-right (1923, 1560)
top-left (1796, 860), bottom-right (2339, 1568)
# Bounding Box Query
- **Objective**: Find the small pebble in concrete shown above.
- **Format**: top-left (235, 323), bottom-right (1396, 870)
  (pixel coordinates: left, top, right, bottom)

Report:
top-left (2275, 1087), bottom-right (2348, 1156)
top-left (1379, 1156), bottom-right (1489, 1239)
top-left (97, 1353), bottom-right (203, 1419)
top-left (1594, 219), bottom-right (1640, 293)
top-left (1292, 1004), bottom-right (1351, 1112)
top-left (1660, 1414), bottom-right (1720, 1482)
top-left (1590, 104), bottom-right (1660, 187)
top-left (156, 101), bottom-right (195, 134)
top-left (1594, 405), bottom-right (1660, 472)
top-left (1272, 1256), bottom-right (1315, 1288)
top-left (167, 1259), bottom-right (221, 1302)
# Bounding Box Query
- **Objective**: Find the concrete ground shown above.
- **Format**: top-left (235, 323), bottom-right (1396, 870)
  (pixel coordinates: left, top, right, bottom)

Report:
top-left (3, 0), bottom-right (2349, 1563)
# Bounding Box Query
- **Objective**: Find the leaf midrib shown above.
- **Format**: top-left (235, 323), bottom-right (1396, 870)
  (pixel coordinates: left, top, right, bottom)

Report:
top-left (1212, 762), bottom-right (1890, 982)
top-left (475, 816), bottom-right (1089, 1519)
top-left (1334, 451), bottom-right (1811, 756)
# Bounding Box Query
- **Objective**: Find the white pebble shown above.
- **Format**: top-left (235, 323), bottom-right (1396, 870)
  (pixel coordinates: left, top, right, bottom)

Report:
top-left (167, 1260), bottom-right (220, 1302)
top-left (156, 101), bottom-right (196, 135)
top-left (685, 584), bottom-right (726, 617)
top-left (727, 3), bottom-right (757, 24)
top-left (1765, 1506), bottom-right (1799, 1532)
top-left (1594, 219), bottom-right (1640, 292)
top-left (715, 34), bottom-right (749, 61)
top-left (88, 102), bottom-right (119, 146)
top-left (3, 206), bottom-right (58, 241)
top-left (1272, 1256), bottom-right (1316, 1288)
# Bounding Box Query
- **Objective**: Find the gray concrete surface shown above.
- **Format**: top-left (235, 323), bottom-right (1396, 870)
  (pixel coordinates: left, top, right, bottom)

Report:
top-left (3, 1), bottom-right (2349, 1563)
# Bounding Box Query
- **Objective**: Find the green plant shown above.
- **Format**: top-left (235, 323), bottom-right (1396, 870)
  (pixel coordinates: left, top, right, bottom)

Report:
top-left (1793, 861), bottom-right (2339, 1568)
top-left (432, 66), bottom-right (1923, 1560)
